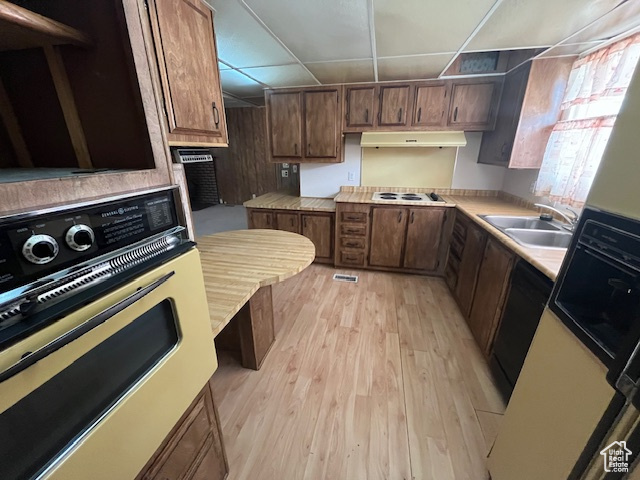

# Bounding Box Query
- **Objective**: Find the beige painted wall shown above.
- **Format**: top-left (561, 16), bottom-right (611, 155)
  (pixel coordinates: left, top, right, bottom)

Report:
top-left (361, 146), bottom-right (456, 188)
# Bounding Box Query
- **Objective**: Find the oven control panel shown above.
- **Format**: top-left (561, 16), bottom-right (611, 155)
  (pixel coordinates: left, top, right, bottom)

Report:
top-left (0, 188), bottom-right (180, 293)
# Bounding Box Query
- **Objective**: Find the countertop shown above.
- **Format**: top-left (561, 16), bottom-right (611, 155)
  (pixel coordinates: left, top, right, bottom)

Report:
top-left (197, 230), bottom-right (316, 336)
top-left (243, 192), bottom-right (336, 212)
top-left (242, 190), bottom-right (566, 281)
top-left (445, 196), bottom-right (566, 280)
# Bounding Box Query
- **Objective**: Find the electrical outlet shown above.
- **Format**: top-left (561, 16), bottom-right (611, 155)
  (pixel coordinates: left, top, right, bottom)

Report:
top-left (281, 170), bottom-right (289, 178)
top-left (348, 171), bottom-right (355, 182)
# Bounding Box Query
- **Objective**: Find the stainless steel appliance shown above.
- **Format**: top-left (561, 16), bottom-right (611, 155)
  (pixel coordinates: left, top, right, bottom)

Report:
top-left (0, 187), bottom-right (217, 480)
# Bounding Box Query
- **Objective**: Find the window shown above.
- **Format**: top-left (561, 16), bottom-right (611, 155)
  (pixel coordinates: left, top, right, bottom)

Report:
top-left (534, 34), bottom-right (640, 207)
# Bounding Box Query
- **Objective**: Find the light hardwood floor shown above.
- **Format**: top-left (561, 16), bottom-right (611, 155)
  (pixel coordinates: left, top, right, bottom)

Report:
top-left (211, 264), bottom-right (506, 480)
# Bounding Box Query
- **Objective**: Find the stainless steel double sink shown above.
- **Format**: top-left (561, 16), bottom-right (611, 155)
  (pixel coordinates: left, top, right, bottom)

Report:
top-left (478, 215), bottom-right (572, 250)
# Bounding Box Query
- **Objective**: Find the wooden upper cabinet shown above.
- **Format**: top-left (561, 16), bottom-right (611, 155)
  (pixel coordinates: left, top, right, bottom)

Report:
top-left (369, 207), bottom-right (407, 268)
top-left (267, 91), bottom-right (303, 158)
top-left (148, 0), bottom-right (228, 146)
top-left (468, 238), bottom-right (514, 356)
top-left (301, 213), bottom-right (333, 260)
top-left (378, 85), bottom-right (410, 127)
top-left (344, 85), bottom-right (376, 130)
top-left (448, 80), bottom-right (502, 130)
top-left (477, 64), bottom-right (530, 167)
top-left (479, 57), bottom-right (573, 169)
top-left (411, 83), bottom-right (449, 127)
top-left (403, 208), bottom-right (445, 271)
top-left (304, 89), bottom-right (339, 158)
top-left (266, 87), bottom-right (342, 163)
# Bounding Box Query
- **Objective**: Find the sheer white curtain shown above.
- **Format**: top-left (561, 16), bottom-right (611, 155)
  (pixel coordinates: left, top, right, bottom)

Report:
top-left (534, 33), bottom-right (640, 207)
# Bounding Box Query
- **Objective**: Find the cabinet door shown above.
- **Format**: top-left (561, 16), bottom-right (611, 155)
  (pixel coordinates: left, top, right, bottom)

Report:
top-left (369, 207), bottom-right (407, 268)
top-left (455, 222), bottom-right (487, 317)
top-left (468, 238), bottom-right (514, 355)
top-left (345, 86), bottom-right (376, 129)
top-left (378, 85), bottom-right (410, 127)
top-left (412, 84), bottom-right (449, 127)
top-left (276, 212), bottom-right (299, 233)
top-left (250, 210), bottom-right (274, 229)
top-left (478, 63), bottom-right (530, 166)
top-left (150, 0), bottom-right (227, 143)
top-left (448, 81), bottom-right (501, 130)
top-left (267, 91), bottom-right (302, 158)
top-left (403, 208), bottom-right (445, 271)
top-left (304, 89), bottom-right (339, 159)
top-left (301, 214), bottom-right (333, 259)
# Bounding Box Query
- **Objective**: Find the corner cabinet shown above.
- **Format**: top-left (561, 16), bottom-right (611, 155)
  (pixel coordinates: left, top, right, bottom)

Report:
top-left (266, 87), bottom-right (343, 163)
top-left (478, 57), bottom-right (573, 169)
top-left (147, 0), bottom-right (228, 147)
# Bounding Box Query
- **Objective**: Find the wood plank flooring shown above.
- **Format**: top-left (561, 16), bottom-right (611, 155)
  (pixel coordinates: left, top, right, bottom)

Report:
top-left (211, 264), bottom-right (506, 480)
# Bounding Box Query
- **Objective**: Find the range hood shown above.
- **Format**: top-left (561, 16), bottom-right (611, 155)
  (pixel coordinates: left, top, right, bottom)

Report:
top-left (360, 131), bottom-right (467, 148)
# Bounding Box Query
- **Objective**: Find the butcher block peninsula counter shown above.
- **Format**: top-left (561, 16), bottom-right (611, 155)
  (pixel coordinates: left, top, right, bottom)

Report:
top-left (197, 230), bottom-right (315, 369)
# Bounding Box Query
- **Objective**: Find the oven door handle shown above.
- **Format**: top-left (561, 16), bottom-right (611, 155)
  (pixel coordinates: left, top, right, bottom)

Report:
top-left (0, 271), bottom-right (175, 383)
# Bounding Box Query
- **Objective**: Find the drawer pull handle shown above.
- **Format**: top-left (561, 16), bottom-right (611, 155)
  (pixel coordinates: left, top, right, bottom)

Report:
top-left (294, 143), bottom-right (298, 155)
top-left (346, 242), bottom-right (359, 247)
top-left (365, 108), bottom-right (369, 123)
top-left (398, 108), bottom-right (403, 123)
top-left (410, 212), bottom-right (415, 224)
top-left (417, 107), bottom-right (422, 122)
top-left (212, 102), bottom-right (220, 127)
top-left (397, 212), bottom-right (402, 223)
top-left (453, 106), bottom-right (458, 122)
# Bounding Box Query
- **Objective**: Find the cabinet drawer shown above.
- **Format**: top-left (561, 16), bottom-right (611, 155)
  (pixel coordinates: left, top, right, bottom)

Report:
top-left (151, 396), bottom-right (211, 480)
top-left (340, 237), bottom-right (365, 249)
top-left (340, 211), bottom-right (367, 223)
top-left (453, 220), bottom-right (467, 241)
top-left (340, 251), bottom-right (365, 265)
top-left (340, 224), bottom-right (366, 236)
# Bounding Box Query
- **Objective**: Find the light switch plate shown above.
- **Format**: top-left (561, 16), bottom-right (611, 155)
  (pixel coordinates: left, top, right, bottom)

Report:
top-left (348, 171), bottom-right (355, 182)
top-left (292, 165), bottom-right (298, 173)
top-left (282, 163), bottom-right (289, 168)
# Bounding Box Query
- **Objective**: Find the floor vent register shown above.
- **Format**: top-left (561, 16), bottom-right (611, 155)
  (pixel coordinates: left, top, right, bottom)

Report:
top-left (333, 274), bottom-right (359, 283)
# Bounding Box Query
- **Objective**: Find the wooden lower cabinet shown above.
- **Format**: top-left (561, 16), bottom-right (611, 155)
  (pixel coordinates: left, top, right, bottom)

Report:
top-left (369, 207), bottom-right (408, 268)
top-left (247, 208), bottom-right (334, 263)
top-left (301, 213), bottom-right (334, 261)
top-left (467, 238), bottom-right (514, 356)
top-left (403, 208), bottom-right (445, 270)
top-left (136, 378), bottom-right (228, 480)
top-left (275, 212), bottom-right (299, 233)
top-left (455, 220), bottom-right (488, 317)
top-left (248, 209), bottom-right (274, 229)
top-left (335, 203), bottom-right (370, 268)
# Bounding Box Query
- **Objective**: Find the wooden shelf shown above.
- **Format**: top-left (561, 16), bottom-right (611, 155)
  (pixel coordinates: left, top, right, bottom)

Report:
top-left (0, 1), bottom-right (91, 52)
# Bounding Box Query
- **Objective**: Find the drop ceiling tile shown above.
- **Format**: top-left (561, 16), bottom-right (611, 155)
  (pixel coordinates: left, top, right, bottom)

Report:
top-left (465, 0), bottom-right (624, 51)
top-left (240, 64), bottom-right (318, 87)
top-left (243, 0), bottom-right (372, 62)
top-left (562, 1), bottom-right (640, 44)
top-left (374, 0), bottom-right (495, 57)
top-left (219, 69), bottom-right (265, 97)
top-left (206, 0), bottom-right (297, 68)
top-left (539, 42), bottom-right (603, 58)
top-left (377, 54), bottom-right (454, 81)
top-left (304, 60), bottom-right (374, 83)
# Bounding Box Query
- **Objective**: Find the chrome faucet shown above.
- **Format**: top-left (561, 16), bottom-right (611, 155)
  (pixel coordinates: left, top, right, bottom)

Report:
top-left (534, 203), bottom-right (580, 231)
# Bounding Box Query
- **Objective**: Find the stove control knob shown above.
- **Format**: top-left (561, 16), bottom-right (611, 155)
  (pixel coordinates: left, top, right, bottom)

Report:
top-left (65, 224), bottom-right (95, 252)
top-left (22, 234), bottom-right (59, 264)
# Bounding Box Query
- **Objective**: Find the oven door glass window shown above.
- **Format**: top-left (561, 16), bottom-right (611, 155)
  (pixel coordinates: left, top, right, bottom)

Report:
top-left (556, 246), bottom-right (640, 359)
top-left (0, 299), bottom-right (178, 480)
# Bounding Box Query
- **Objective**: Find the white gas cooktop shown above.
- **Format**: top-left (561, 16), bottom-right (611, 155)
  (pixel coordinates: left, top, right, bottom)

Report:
top-left (371, 192), bottom-right (445, 203)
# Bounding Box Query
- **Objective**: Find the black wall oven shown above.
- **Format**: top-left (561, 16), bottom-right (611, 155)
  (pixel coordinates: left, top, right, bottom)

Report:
top-left (551, 207), bottom-right (640, 392)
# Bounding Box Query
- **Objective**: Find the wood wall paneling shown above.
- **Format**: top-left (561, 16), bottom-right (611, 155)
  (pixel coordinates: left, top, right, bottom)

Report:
top-left (214, 107), bottom-right (279, 205)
